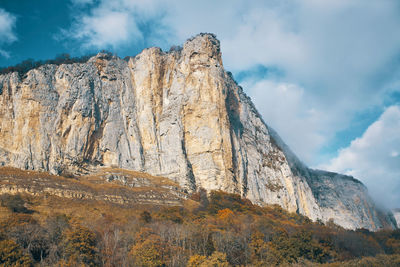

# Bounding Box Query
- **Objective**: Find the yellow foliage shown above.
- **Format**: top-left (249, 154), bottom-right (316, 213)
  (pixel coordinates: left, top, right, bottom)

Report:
top-left (0, 239), bottom-right (32, 266)
top-left (187, 254), bottom-right (207, 267)
top-left (130, 234), bottom-right (166, 267)
top-left (64, 226), bottom-right (97, 266)
top-left (187, 252), bottom-right (231, 267)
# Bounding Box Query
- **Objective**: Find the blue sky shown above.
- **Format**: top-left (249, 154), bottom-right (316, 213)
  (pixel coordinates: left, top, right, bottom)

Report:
top-left (0, 0), bottom-right (399, 208)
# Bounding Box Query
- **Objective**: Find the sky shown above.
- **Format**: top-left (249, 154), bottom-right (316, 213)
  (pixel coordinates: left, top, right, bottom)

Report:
top-left (0, 0), bottom-right (399, 209)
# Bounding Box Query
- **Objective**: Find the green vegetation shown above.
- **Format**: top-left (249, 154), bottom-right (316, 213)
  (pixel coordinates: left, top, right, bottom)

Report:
top-left (0, 191), bottom-right (398, 266)
top-left (0, 53), bottom-right (100, 76)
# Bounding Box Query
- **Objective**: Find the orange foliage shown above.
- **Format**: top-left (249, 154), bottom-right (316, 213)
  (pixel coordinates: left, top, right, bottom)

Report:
top-left (217, 208), bottom-right (234, 221)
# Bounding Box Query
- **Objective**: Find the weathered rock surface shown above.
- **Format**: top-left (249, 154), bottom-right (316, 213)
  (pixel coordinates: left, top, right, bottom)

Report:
top-left (0, 33), bottom-right (395, 230)
top-left (393, 209), bottom-right (400, 228)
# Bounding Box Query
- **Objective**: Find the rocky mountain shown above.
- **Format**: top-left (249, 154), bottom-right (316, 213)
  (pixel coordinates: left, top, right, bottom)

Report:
top-left (0, 33), bottom-right (395, 230)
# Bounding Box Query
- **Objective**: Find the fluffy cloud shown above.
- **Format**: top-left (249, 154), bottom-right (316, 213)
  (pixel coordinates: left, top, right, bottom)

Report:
top-left (321, 106), bottom-right (400, 209)
top-left (63, 0), bottom-right (400, 166)
top-left (65, 0), bottom-right (170, 49)
top-left (0, 8), bottom-right (17, 58)
top-left (73, 11), bottom-right (137, 49)
top-left (65, 2), bottom-right (142, 49)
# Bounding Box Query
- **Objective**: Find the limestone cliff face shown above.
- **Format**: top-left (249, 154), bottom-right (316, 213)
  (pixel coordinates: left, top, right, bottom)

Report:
top-left (0, 33), bottom-right (394, 230)
top-left (394, 210), bottom-right (400, 228)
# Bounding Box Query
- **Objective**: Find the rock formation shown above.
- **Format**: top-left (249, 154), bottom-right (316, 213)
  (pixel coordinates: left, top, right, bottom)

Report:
top-left (0, 33), bottom-right (395, 230)
top-left (393, 209), bottom-right (400, 228)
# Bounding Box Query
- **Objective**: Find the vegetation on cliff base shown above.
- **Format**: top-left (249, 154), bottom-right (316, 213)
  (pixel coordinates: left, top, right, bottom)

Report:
top-left (0, 191), bottom-right (398, 266)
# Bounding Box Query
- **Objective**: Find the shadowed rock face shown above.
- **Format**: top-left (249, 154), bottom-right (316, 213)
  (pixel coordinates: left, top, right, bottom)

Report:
top-left (0, 33), bottom-right (395, 230)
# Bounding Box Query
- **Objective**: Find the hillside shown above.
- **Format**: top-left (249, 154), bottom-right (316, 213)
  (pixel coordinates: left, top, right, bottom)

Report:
top-left (0, 176), bottom-right (399, 266)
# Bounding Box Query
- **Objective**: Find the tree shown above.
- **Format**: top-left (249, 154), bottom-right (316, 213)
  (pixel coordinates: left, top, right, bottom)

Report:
top-left (204, 252), bottom-right (231, 267)
top-left (63, 226), bottom-right (98, 266)
top-left (187, 252), bottom-right (231, 267)
top-left (187, 254), bottom-right (207, 267)
top-left (1, 194), bottom-right (32, 214)
top-left (42, 214), bottom-right (70, 265)
top-left (130, 228), bottom-right (170, 267)
top-left (0, 239), bottom-right (32, 266)
top-left (9, 223), bottom-right (50, 262)
top-left (130, 235), bottom-right (167, 267)
top-left (217, 208), bottom-right (234, 221)
top-left (140, 211), bottom-right (152, 224)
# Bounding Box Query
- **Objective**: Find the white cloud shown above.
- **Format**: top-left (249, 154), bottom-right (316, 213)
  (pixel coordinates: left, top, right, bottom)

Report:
top-left (321, 105), bottom-right (400, 209)
top-left (64, 0), bottom-right (165, 49)
top-left (75, 10), bottom-right (137, 49)
top-left (0, 49), bottom-right (10, 58)
top-left (0, 8), bottom-right (17, 58)
top-left (241, 79), bottom-right (327, 163)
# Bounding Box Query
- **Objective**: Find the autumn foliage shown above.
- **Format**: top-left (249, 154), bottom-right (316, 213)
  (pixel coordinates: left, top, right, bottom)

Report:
top-left (0, 191), bottom-right (399, 266)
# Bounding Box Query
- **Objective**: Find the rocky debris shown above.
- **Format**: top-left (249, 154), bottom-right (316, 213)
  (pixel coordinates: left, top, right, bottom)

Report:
top-left (0, 33), bottom-right (394, 230)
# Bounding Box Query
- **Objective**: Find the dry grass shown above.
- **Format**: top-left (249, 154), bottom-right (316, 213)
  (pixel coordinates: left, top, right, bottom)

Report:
top-left (0, 167), bottom-right (187, 208)
top-left (84, 167), bottom-right (179, 186)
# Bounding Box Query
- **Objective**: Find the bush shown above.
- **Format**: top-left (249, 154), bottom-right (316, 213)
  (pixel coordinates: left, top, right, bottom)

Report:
top-left (207, 191), bottom-right (255, 214)
top-left (9, 223), bottom-right (50, 262)
top-left (130, 230), bottom-right (169, 267)
top-left (140, 211), bottom-right (152, 224)
top-left (0, 239), bottom-right (32, 266)
top-left (188, 251), bottom-right (231, 267)
top-left (0, 194), bottom-right (32, 214)
top-left (63, 226), bottom-right (98, 266)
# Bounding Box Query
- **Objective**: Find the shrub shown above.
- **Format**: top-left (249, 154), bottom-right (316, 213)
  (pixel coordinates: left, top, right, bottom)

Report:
top-left (0, 194), bottom-right (32, 214)
top-left (140, 211), bottom-right (152, 224)
top-left (188, 251), bottom-right (231, 267)
top-left (0, 239), bottom-right (32, 266)
top-left (63, 226), bottom-right (98, 266)
top-left (130, 230), bottom-right (169, 267)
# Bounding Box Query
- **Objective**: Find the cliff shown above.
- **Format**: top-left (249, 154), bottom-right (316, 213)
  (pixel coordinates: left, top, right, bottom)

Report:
top-left (394, 209), bottom-right (400, 228)
top-left (0, 33), bottom-right (394, 230)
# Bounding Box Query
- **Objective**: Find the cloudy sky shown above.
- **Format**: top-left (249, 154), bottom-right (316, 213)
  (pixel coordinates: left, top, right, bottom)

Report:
top-left (0, 0), bottom-right (399, 209)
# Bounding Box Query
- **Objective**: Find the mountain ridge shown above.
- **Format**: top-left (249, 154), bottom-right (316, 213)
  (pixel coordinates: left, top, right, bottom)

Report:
top-left (0, 33), bottom-right (396, 230)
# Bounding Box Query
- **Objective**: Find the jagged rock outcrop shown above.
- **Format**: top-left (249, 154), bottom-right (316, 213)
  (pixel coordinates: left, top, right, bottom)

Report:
top-left (0, 33), bottom-right (394, 230)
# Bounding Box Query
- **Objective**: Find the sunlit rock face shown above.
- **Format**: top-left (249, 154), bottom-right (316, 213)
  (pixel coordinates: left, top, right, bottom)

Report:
top-left (0, 33), bottom-right (395, 230)
top-left (393, 209), bottom-right (400, 228)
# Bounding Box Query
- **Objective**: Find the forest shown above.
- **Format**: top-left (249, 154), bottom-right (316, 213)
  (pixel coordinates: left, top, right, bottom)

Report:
top-left (0, 190), bottom-right (399, 266)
